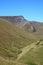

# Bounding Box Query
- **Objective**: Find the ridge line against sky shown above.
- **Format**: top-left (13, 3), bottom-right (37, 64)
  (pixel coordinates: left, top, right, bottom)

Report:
top-left (0, 0), bottom-right (43, 22)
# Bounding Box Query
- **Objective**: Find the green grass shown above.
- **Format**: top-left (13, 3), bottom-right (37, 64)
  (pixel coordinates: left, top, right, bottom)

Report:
top-left (17, 49), bottom-right (22, 55)
top-left (27, 62), bottom-right (37, 65)
top-left (19, 41), bottom-right (43, 65)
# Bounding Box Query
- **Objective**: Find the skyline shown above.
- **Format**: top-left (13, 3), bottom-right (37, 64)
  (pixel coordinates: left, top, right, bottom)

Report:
top-left (0, 0), bottom-right (43, 22)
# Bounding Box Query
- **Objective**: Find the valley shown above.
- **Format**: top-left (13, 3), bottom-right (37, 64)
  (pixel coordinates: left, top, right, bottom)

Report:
top-left (0, 17), bottom-right (43, 65)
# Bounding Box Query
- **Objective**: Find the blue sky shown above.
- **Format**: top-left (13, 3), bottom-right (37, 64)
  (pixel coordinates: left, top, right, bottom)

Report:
top-left (0, 0), bottom-right (43, 22)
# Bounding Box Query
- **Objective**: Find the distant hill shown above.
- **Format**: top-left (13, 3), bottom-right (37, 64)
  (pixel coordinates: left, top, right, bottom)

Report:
top-left (0, 16), bottom-right (43, 33)
top-left (0, 16), bottom-right (28, 28)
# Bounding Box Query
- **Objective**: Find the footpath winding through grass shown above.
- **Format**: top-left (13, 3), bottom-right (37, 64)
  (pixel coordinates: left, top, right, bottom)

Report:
top-left (16, 41), bottom-right (39, 61)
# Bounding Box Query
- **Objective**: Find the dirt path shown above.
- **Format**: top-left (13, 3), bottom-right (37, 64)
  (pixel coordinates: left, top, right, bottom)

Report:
top-left (16, 41), bottom-right (39, 61)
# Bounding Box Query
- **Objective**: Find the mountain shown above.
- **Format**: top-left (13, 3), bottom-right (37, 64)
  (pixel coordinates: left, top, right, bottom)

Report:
top-left (0, 16), bottom-right (28, 28)
top-left (0, 16), bottom-right (43, 33)
top-left (0, 16), bottom-right (43, 65)
top-left (0, 19), bottom-right (37, 65)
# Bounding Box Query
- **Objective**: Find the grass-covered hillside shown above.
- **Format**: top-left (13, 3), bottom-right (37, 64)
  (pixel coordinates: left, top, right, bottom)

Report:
top-left (0, 19), bottom-right (37, 65)
top-left (0, 19), bottom-right (43, 65)
top-left (18, 40), bottom-right (43, 65)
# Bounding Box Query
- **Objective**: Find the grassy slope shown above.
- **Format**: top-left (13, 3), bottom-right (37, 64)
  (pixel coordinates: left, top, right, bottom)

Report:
top-left (0, 19), bottom-right (37, 65)
top-left (19, 41), bottom-right (43, 65)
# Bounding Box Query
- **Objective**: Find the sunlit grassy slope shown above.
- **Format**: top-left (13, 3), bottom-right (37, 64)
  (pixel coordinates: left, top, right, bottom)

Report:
top-left (0, 19), bottom-right (38, 65)
top-left (19, 41), bottom-right (43, 65)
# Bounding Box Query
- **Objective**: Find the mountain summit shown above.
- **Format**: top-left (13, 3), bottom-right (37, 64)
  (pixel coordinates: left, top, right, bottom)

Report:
top-left (0, 16), bottom-right (43, 33)
top-left (0, 16), bottom-right (28, 28)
